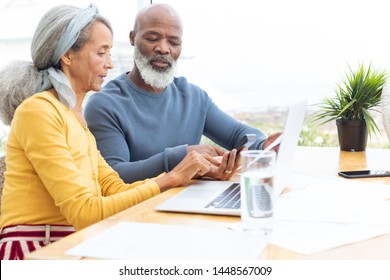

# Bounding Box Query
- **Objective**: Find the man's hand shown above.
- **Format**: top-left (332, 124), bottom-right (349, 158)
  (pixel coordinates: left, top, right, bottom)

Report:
top-left (200, 149), bottom-right (242, 181)
top-left (188, 144), bottom-right (225, 157)
top-left (188, 144), bottom-right (238, 180)
top-left (262, 132), bottom-right (283, 152)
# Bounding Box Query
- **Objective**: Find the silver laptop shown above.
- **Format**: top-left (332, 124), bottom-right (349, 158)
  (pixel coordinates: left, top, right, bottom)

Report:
top-left (156, 100), bottom-right (307, 216)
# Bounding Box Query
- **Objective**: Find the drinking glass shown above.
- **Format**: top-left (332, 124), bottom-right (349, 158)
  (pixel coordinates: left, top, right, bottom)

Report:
top-left (240, 150), bottom-right (276, 235)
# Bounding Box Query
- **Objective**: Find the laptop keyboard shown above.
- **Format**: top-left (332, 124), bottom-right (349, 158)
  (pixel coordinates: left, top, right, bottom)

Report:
top-left (205, 183), bottom-right (241, 209)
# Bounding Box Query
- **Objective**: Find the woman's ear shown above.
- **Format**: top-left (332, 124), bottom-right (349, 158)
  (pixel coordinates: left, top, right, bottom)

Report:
top-left (60, 51), bottom-right (72, 66)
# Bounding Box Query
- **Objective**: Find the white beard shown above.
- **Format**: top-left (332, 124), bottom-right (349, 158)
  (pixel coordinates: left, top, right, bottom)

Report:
top-left (133, 47), bottom-right (177, 89)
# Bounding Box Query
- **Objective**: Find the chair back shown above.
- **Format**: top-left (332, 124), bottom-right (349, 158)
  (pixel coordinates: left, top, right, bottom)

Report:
top-left (0, 155), bottom-right (5, 215)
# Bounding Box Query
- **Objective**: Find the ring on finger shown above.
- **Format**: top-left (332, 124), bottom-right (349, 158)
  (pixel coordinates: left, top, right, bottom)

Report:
top-left (224, 169), bottom-right (232, 174)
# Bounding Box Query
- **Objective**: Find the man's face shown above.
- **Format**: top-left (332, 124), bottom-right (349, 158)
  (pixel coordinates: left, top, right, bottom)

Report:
top-left (131, 6), bottom-right (183, 89)
top-left (133, 45), bottom-right (177, 89)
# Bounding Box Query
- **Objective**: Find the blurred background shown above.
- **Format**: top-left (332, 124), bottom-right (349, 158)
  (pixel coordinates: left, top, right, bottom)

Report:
top-left (1, 0), bottom-right (390, 154)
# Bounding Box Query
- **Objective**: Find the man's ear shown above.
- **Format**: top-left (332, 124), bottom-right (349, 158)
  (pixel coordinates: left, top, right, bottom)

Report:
top-left (129, 31), bottom-right (135, 46)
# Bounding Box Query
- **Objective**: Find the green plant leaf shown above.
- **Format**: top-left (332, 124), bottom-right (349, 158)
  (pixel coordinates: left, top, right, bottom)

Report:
top-left (308, 63), bottom-right (388, 138)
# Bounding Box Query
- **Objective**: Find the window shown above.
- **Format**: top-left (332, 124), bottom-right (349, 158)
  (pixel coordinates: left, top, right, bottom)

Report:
top-left (1, 0), bottom-right (390, 153)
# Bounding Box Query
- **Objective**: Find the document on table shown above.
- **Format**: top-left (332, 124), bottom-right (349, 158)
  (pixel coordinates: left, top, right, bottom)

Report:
top-left (276, 173), bottom-right (390, 225)
top-left (269, 171), bottom-right (390, 255)
top-left (270, 221), bottom-right (390, 255)
top-left (66, 222), bottom-right (268, 260)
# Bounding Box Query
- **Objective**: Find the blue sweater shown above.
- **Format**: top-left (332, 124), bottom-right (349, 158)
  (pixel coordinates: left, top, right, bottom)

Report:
top-left (84, 73), bottom-right (267, 183)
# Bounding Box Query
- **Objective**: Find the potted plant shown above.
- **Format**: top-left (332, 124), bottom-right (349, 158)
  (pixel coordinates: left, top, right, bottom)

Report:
top-left (310, 64), bottom-right (388, 151)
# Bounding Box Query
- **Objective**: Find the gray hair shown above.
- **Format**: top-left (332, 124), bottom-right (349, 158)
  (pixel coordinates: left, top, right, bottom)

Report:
top-left (0, 61), bottom-right (39, 125)
top-left (0, 4), bottom-right (112, 125)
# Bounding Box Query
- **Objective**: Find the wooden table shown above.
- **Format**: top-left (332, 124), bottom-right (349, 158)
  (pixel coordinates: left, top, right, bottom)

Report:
top-left (26, 146), bottom-right (390, 260)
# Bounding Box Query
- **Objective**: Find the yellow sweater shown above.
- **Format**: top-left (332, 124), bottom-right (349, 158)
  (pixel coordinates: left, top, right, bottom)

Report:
top-left (0, 91), bottom-right (161, 230)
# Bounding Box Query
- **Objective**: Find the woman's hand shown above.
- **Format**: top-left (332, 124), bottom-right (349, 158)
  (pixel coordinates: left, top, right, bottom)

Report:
top-left (155, 151), bottom-right (212, 191)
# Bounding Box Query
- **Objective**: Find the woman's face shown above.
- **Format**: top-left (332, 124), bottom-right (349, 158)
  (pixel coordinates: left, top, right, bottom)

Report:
top-left (64, 21), bottom-right (113, 94)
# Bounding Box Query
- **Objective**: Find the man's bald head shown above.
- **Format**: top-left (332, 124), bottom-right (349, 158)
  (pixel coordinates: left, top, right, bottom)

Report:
top-left (133, 3), bottom-right (183, 34)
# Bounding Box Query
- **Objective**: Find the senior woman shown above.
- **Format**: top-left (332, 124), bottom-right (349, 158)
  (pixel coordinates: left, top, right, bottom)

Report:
top-left (0, 4), bottom-right (212, 260)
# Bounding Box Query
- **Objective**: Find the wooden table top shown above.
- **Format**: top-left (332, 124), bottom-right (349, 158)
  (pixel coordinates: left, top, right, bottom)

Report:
top-left (25, 146), bottom-right (390, 260)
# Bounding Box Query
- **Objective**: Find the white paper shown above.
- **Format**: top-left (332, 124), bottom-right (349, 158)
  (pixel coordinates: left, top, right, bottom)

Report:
top-left (276, 178), bottom-right (390, 225)
top-left (228, 220), bottom-right (390, 256)
top-left (66, 222), bottom-right (268, 260)
top-left (229, 172), bottom-right (390, 255)
top-left (273, 172), bottom-right (390, 254)
top-left (276, 194), bottom-right (390, 226)
top-left (270, 221), bottom-right (390, 255)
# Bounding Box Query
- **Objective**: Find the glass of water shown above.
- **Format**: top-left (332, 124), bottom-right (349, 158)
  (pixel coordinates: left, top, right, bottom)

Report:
top-left (240, 150), bottom-right (276, 236)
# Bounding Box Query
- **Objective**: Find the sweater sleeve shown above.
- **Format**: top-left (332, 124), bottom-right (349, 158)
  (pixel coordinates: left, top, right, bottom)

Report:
top-left (203, 100), bottom-right (267, 150)
top-left (85, 91), bottom-right (188, 183)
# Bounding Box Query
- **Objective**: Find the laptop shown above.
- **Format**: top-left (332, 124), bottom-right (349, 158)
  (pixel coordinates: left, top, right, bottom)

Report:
top-left (156, 100), bottom-right (307, 216)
